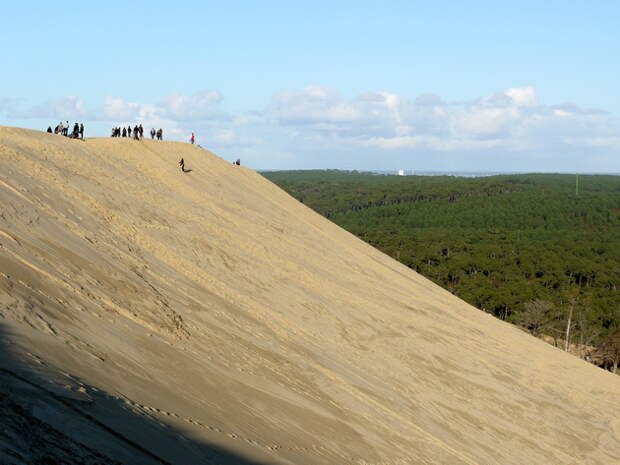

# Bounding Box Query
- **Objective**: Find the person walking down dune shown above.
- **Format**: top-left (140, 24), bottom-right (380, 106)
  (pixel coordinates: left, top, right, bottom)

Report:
top-left (190, 133), bottom-right (195, 145)
top-left (179, 158), bottom-right (185, 172)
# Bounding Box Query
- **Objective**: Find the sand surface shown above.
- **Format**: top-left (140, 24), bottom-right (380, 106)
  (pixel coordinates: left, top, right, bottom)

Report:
top-left (0, 126), bottom-right (619, 464)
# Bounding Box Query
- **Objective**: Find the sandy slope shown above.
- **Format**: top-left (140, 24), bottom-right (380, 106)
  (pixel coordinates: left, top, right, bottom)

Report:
top-left (0, 126), bottom-right (618, 465)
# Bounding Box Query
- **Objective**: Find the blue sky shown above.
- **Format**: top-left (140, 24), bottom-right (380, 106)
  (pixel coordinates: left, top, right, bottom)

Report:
top-left (2, 1), bottom-right (619, 171)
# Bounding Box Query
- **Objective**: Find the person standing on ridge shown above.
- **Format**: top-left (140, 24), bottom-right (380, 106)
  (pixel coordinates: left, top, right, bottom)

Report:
top-left (150, 128), bottom-right (155, 139)
top-left (79, 123), bottom-right (84, 139)
top-left (190, 133), bottom-right (195, 145)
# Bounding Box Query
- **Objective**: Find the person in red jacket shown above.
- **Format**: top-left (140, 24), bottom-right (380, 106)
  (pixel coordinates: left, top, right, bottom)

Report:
top-left (190, 133), bottom-right (195, 145)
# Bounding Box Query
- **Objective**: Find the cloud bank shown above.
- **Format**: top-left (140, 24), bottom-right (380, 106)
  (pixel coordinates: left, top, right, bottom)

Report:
top-left (271, 85), bottom-right (618, 154)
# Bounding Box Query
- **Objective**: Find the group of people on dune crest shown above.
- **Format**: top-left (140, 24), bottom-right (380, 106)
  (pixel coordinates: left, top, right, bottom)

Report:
top-left (45, 122), bottom-right (242, 173)
top-left (111, 124), bottom-right (158, 140)
top-left (47, 121), bottom-right (84, 139)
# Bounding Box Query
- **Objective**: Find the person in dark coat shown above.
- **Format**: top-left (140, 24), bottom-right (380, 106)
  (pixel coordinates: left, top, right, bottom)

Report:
top-left (47, 126), bottom-right (52, 133)
top-left (122, 127), bottom-right (127, 137)
top-left (79, 123), bottom-right (84, 139)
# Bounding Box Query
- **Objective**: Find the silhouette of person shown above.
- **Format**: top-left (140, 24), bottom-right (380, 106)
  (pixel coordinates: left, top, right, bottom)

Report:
top-left (179, 158), bottom-right (185, 172)
top-left (190, 133), bottom-right (195, 145)
top-left (79, 123), bottom-right (84, 139)
top-left (47, 126), bottom-right (52, 133)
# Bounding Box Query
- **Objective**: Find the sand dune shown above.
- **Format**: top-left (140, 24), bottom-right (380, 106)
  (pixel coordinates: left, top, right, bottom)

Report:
top-left (0, 126), bottom-right (619, 464)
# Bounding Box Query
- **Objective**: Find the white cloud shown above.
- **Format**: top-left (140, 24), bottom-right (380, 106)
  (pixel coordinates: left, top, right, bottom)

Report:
top-left (160, 91), bottom-right (225, 121)
top-left (12, 96), bottom-right (86, 120)
top-left (272, 86), bottom-right (361, 124)
top-left (504, 86), bottom-right (538, 107)
top-left (102, 96), bottom-right (148, 121)
top-left (101, 91), bottom-right (227, 123)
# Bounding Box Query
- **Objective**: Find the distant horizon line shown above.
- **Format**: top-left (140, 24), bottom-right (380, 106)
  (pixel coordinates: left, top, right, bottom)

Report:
top-left (258, 168), bottom-right (620, 177)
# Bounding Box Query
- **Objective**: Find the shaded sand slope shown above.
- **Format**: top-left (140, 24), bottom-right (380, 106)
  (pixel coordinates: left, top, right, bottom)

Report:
top-left (0, 126), bottom-right (619, 464)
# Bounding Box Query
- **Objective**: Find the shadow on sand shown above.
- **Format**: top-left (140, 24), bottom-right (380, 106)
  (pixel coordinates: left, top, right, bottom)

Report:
top-left (0, 324), bottom-right (281, 465)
